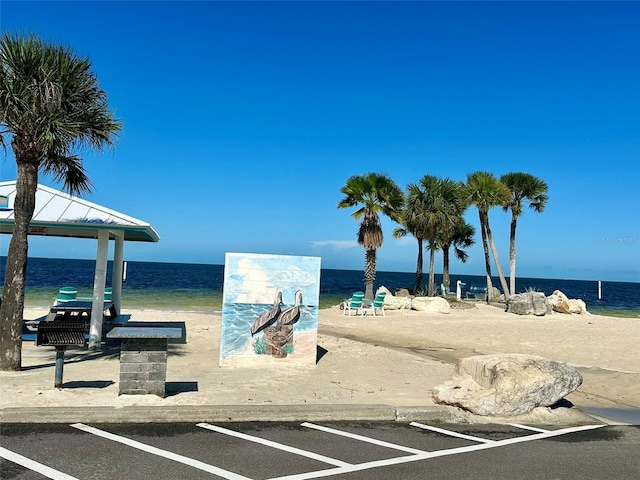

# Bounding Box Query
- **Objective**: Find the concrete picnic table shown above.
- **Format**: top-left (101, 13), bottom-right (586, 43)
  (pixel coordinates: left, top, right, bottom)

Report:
top-left (45, 300), bottom-right (117, 322)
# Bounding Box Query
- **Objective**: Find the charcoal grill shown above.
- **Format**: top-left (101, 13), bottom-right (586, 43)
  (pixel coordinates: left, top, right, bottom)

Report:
top-left (36, 321), bottom-right (88, 388)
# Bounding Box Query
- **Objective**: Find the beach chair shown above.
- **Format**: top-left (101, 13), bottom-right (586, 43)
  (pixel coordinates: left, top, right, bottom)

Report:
top-left (343, 292), bottom-right (365, 316)
top-left (440, 283), bottom-right (455, 297)
top-left (361, 291), bottom-right (386, 316)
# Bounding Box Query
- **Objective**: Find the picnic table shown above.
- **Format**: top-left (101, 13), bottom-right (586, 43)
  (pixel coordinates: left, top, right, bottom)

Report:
top-left (45, 300), bottom-right (117, 322)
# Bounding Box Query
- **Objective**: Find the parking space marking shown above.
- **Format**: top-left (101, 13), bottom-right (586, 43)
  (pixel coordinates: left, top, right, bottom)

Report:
top-left (410, 422), bottom-right (495, 443)
top-left (197, 422), bottom-right (351, 467)
top-left (4, 422), bottom-right (605, 480)
top-left (0, 446), bottom-right (79, 480)
top-left (268, 424), bottom-right (606, 480)
top-left (508, 423), bottom-right (549, 433)
top-left (425, 424), bottom-right (606, 455)
top-left (70, 423), bottom-right (252, 480)
top-left (300, 422), bottom-right (427, 454)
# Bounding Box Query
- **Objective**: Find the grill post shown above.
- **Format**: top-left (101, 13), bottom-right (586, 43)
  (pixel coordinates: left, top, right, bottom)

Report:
top-left (54, 346), bottom-right (67, 389)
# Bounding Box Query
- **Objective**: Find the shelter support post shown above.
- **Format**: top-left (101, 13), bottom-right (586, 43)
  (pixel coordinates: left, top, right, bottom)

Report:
top-left (89, 229), bottom-right (109, 350)
top-left (112, 232), bottom-right (124, 315)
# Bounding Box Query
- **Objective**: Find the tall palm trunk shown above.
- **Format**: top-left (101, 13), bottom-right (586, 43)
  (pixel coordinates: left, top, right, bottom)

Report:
top-left (364, 248), bottom-right (377, 300)
top-left (414, 238), bottom-right (424, 294)
top-left (0, 162), bottom-right (39, 370)
top-left (478, 211), bottom-right (493, 302)
top-left (509, 214), bottom-right (518, 294)
top-left (484, 212), bottom-right (510, 300)
top-left (442, 243), bottom-right (451, 292)
top-left (427, 242), bottom-right (436, 297)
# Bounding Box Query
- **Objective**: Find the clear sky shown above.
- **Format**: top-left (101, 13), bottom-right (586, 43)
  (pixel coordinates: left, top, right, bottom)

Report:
top-left (1, 1), bottom-right (639, 283)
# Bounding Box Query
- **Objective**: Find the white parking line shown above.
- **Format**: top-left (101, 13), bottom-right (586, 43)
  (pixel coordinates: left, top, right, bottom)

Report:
top-left (300, 422), bottom-right (427, 454)
top-left (268, 424), bottom-right (606, 480)
top-left (0, 446), bottom-right (79, 480)
top-left (508, 423), bottom-right (550, 433)
top-left (197, 423), bottom-right (351, 467)
top-left (410, 422), bottom-right (495, 443)
top-left (70, 423), bottom-right (252, 480)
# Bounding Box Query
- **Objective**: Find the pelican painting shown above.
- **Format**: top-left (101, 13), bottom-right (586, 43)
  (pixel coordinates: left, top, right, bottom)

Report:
top-left (277, 290), bottom-right (303, 328)
top-left (251, 289), bottom-right (283, 336)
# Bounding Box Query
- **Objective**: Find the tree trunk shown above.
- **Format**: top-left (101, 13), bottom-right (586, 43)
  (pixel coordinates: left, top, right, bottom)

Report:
top-left (427, 243), bottom-right (436, 297)
top-left (485, 212), bottom-right (510, 300)
top-left (0, 162), bottom-right (38, 371)
top-left (509, 214), bottom-right (518, 295)
top-left (363, 248), bottom-right (377, 300)
top-left (442, 243), bottom-right (451, 292)
top-left (414, 238), bottom-right (423, 294)
top-left (479, 211), bottom-right (493, 303)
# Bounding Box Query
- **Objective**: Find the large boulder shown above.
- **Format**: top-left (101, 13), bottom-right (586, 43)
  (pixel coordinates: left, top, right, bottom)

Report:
top-left (547, 290), bottom-right (588, 315)
top-left (489, 286), bottom-right (504, 302)
top-left (394, 288), bottom-right (412, 297)
top-left (377, 286), bottom-right (413, 310)
top-left (411, 296), bottom-right (451, 313)
top-left (432, 354), bottom-right (583, 416)
top-left (506, 291), bottom-right (552, 316)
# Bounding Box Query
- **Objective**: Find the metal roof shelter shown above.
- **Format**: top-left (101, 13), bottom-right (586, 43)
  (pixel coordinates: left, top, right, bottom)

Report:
top-left (0, 180), bottom-right (160, 349)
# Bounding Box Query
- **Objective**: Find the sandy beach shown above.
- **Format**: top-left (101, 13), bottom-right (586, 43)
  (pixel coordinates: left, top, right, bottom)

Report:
top-left (319, 303), bottom-right (640, 409)
top-left (0, 303), bottom-right (638, 421)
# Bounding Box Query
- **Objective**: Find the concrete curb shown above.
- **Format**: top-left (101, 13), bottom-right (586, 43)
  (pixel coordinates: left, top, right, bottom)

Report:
top-left (0, 404), bottom-right (604, 425)
top-left (0, 404), bottom-right (456, 424)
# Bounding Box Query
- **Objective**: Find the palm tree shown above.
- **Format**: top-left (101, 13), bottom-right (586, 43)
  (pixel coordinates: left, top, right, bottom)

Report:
top-left (500, 172), bottom-right (549, 294)
top-left (427, 177), bottom-right (466, 297)
top-left (338, 173), bottom-right (404, 300)
top-left (0, 33), bottom-right (121, 371)
top-left (392, 224), bottom-right (423, 294)
top-left (396, 176), bottom-right (464, 296)
top-left (440, 219), bottom-right (475, 292)
top-left (393, 184), bottom-right (429, 294)
top-left (464, 171), bottom-right (511, 302)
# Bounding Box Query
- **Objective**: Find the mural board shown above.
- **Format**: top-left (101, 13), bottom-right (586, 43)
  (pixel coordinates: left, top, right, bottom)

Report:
top-left (220, 252), bottom-right (321, 367)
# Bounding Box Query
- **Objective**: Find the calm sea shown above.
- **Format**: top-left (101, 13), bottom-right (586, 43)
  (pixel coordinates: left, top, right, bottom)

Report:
top-left (1, 257), bottom-right (638, 318)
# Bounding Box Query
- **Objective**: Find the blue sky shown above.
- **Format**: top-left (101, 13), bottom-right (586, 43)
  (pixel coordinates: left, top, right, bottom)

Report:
top-left (1, 1), bottom-right (638, 283)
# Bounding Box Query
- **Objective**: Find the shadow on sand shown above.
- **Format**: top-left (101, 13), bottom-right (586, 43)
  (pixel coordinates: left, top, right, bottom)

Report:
top-left (166, 382), bottom-right (199, 397)
top-left (62, 380), bottom-right (115, 389)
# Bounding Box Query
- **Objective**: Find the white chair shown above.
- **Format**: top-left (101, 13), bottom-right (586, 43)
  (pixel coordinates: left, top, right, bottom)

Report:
top-left (361, 291), bottom-right (386, 316)
top-left (440, 283), bottom-right (455, 297)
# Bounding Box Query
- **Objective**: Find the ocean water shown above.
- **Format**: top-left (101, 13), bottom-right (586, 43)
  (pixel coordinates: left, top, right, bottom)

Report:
top-left (1, 257), bottom-right (638, 318)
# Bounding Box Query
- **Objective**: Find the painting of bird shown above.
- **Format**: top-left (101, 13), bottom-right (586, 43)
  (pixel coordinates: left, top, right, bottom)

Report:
top-left (251, 289), bottom-right (283, 336)
top-left (277, 290), bottom-right (303, 328)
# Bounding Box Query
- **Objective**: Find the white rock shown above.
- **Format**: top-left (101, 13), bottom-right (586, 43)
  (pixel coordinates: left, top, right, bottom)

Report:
top-left (377, 286), bottom-right (413, 310)
top-left (547, 290), bottom-right (589, 315)
top-left (432, 354), bottom-right (583, 416)
top-left (411, 296), bottom-right (451, 314)
top-left (567, 298), bottom-right (588, 314)
top-left (506, 292), bottom-right (552, 316)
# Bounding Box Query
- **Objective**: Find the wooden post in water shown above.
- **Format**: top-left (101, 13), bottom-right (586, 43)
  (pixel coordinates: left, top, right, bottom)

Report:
top-left (598, 280), bottom-right (602, 300)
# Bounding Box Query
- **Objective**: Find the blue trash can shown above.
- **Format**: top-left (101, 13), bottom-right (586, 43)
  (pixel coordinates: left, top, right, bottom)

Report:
top-left (58, 287), bottom-right (77, 302)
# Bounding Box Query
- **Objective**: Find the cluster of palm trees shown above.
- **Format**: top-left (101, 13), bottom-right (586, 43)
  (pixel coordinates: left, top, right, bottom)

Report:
top-left (338, 171), bottom-right (548, 302)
